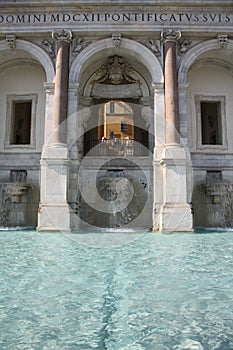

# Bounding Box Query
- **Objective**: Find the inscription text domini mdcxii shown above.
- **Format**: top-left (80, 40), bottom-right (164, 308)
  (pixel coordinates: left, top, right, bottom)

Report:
top-left (0, 12), bottom-right (232, 25)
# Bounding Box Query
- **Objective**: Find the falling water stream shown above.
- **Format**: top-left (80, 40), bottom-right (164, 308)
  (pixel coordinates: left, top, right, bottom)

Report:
top-left (96, 170), bottom-right (146, 228)
top-left (0, 184), bottom-right (11, 226)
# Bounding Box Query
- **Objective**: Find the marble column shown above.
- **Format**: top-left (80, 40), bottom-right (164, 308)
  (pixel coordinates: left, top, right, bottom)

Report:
top-left (37, 30), bottom-right (72, 232)
top-left (155, 30), bottom-right (193, 232)
top-left (163, 29), bottom-right (181, 145)
top-left (52, 30), bottom-right (72, 145)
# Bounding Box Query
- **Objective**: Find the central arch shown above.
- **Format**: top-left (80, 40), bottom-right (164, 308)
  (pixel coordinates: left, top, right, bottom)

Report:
top-left (68, 37), bottom-right (161, 229)
top-left (70, 37), bottom-right (163, 85)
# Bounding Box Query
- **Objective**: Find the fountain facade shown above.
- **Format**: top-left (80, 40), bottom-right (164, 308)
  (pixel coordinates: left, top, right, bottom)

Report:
top-left (2, 1), bottom-right (233, 231)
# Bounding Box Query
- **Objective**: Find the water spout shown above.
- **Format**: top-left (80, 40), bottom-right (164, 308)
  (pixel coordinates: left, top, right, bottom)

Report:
top-left (199, 170), bottom-right (233, 227)
top-left (0, 170), bottom-right (31, 227)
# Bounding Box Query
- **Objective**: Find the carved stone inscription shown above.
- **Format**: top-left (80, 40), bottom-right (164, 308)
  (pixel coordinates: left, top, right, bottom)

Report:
top-left (0, 12), bottom-right (232, 25)
top-left (92, 83), bottom-right (141, 99)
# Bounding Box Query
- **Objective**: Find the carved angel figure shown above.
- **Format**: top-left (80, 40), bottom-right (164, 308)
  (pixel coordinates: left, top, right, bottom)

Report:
top-left (41, 39), bottom-right (55, 57)
top-left (179, 39), bottom-right (191, 54)
top-left (72, 38), bottom-right (91, 55)
top-left (147, 39), bottom-right (160, 56)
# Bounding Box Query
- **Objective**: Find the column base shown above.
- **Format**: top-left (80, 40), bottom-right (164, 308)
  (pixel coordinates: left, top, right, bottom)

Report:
top-left (153, 143), bottom-right (193, 232)
top-left (38, 143), bottom-right (71, 232)
top-left (153, 203), bottom-right (193, 233)
top-left (42, 143), bottom-right (68, 158)
top-left (37, 203), bottom-right (71, 232)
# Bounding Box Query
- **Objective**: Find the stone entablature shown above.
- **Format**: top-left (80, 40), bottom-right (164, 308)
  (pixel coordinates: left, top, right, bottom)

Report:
top-left (0, 1), bottom-right (232, 35)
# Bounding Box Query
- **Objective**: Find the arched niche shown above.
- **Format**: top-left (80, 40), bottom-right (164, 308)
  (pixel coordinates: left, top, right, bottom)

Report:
top-left (178, 39), bottom-right (233, 84)
top-left (187, 57), bottom-right (233, 151)
top-left (78, 56), bottom-right (155, 156)
top-left (0, 56), bottom-right (47, 152)
top-left (0, 39), bottom-right (55, 82)
top-left (70, 37), bottom-right (161, 158)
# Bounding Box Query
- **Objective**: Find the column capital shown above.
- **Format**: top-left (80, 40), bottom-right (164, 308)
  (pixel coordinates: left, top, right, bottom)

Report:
top-left (78, 96), bottom-right (93, 107)
top-left (161, 29), bottom-right (181, 43)
top-left (43, 82), bottom-right (55, 93)
top-left (178, 83), bottom-right (190, 91)
top-left (139, 96), bottom-right (153, 106)
top-left (52, 29), bottom-right (72, 43)
top-left (152, 82), bottom-right (164, 92)
top-left (69, 82), bottom-right (79, 93)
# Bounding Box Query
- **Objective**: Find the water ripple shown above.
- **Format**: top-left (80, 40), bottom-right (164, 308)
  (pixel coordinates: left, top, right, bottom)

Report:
top-left (0, 230), bottom-right (232, 349)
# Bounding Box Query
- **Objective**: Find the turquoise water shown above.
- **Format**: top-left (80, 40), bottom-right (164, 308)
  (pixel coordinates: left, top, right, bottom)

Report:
top-left (0, 229), bottom-right (233, 350)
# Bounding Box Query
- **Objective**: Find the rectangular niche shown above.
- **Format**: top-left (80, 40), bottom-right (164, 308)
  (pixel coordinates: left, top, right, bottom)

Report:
top-left (5, 94), bottom-right (37, 148)
top-left (195, 95), bottom-right (227, 150)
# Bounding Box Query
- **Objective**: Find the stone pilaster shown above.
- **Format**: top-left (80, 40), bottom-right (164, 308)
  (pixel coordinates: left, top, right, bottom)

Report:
top-left (152, 82), bottom-right (165, 156)
top-left (67, 83), bottom-right (81, 231)
top-left (43, 83), bottom-right (54, 145)
top-left (178, 83), bottom-right (193, 207)
top-left (37, 30), bottom-right (72, 232)
top-left (178, 83), bottom-right (190, 146)
top-left (152, 83), bottom-right (165, 230)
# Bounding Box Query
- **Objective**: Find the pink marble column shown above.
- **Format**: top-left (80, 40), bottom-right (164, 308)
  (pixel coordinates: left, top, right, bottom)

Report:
top-left (52, 30), bottom-right (72, 145)
top-left (162, 30), bottom-right (181, 145)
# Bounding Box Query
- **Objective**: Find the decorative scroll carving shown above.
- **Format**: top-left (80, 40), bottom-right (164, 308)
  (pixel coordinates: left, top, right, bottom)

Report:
top-left (52, 29), bottom-right (72, 42)
top-left (6, 34), bottom-right (16, 49)
top-left (41, 39), bottom-right (55, 57)
top-left (112, 33), bottom-right (121, 48)
top-left (72, 38), bottom-right (91, 55)
top-left (95, 56), bottom-right (136, 85)
top-left (179, 39), bottom-right (191, 55)
top-left (217, 34), bottom-right (228, 48)
top-left (161, 29), bottom-right (181, 42)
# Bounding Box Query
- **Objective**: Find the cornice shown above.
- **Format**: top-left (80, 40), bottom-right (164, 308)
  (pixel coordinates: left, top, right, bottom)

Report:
top-left (0, 0), bottom-right (233, 7)
top-left (0, 2), bottom-right (232, 38)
